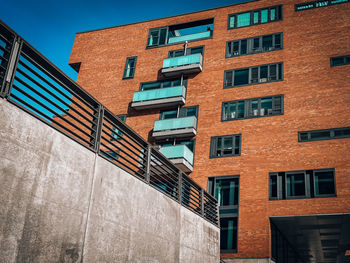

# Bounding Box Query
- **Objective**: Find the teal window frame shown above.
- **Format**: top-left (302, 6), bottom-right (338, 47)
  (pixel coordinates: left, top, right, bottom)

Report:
top-left (228, 5), bottom-right (282, 29)
top-left (123, 57), bottom-right (137, 79)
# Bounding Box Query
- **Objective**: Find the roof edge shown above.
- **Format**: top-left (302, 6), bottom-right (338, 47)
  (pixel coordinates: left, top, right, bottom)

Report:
top-left (76, 0), bottom-right (260, 35)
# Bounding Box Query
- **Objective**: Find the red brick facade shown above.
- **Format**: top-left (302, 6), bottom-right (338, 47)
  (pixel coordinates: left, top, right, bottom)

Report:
top-left (69, 0), bottom-right (350, 259)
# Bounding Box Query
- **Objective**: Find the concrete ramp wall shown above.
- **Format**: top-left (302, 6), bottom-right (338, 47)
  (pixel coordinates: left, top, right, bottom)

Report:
top-left (0, 99), bottom-right (219, 263)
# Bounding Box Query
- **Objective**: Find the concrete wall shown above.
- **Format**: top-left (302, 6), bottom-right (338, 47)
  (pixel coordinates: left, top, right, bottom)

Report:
top-left (0, 98), bottom-right (219, 263)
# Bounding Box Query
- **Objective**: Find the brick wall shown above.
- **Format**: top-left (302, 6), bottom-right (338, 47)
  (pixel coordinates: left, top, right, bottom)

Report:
top-left (68, 0), bottom-right (350, 259)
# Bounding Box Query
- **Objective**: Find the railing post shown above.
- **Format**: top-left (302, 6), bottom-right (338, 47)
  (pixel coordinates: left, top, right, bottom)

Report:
top-left (1, 38), bottom-right (21, 98)
top-left (145, 145), bottom-right (152, 183)
top-left (178, 171), bottom-right (183, 204)
top-left (201, 189), bottom-right (204, 217)
top-left (92, 105), bottom-right (104, 153)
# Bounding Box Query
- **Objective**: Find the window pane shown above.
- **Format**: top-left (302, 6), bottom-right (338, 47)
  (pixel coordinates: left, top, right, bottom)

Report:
top-left (229, 102), bottom-right (236, 119)
top-left (225, 71), bottom-right (233, 87)
top-left (261, 9), bottom-right (268, 23)
top-left (215, 178), bottom-right (238, 206)
top-left (241, 40), bottom-right (247, 55)
top-left (161, 110), bottom-right (177, 119)
top-left (253, 11), bottom-right (259, 24)
top-left (310, 131), bottom-right (331, 140)
top-left (148, 30), bottom-right (159, 46)
top-left (269, 65), bottom-right (277, 80)
top-left (251, 67), bottom-right (259, 83)
top-left (223, 137), bottom-right (233, 155)
top-left (220, 218), bottom-right (238, 250)
top-left (235, 136), bottom-right (240, 154)
top-left (159, 28), bottom-right (167, 45)
top-left (233, 41), bottom-right (239, 55)
top-left (263, 35), bottom-right (273, 51)
top-left (275, 34), bottom-right (281, 48)
top-left (260, 66), bottom-right (268, 81)
top-left (334, 128), bottom-right (350, 137)
top-left (261, 97), bottom-right (272, 116)
top-left (253, 38), bottom-right (260, 49)
top-left (331, 57), bottom-right (344, 66)
top-left (251, 99), bottom-right (259, 116)
top-left (286, 173), bottom-right (306, 197)
top-left (237, 101), bottom-right (245, 118)
top-left (229, 16), bottom-right (235, 28)
top-left (234, 69), bottom-right (249, 86)
top-left (314, 171), bottom-right (335, 195)
top-left (190, 47), bottom-right (204, 55)
top-left (270, 175), bottom-right (278, 198)
top-left (185, 107), bottom-right (197, 117)
top-left (278, 64), bottom-right (283, 80)
top-left (227, 42), bottom-right (232, 57)
top-left (299, 132), bottom-right (308, 141)
top-left (237, 13), bottom-right (251, 27)
top-left (216, 138), bottom-right (222, 156)
top-left (270, 7), bottom-right (277, 21)
top-left (272, 96), bottom-right (282, 114)
top-left (142, 82), bottom-right (161, 91)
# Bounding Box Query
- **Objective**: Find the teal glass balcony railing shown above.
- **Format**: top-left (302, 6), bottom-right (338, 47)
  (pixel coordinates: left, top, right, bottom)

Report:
top-left (132, 86), bottom-right (185, 102)
top-left (168, 31), bottom-right (212, 44)
top-left (159, 145), bottom-right (194, 165)
top-left (162, 53), bottom-right (202, 69)
top-left (154, 116), bottom-right (197, 132)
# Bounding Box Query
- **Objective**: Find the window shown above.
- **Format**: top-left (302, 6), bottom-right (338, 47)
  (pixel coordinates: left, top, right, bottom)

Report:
top-left (147, 18), bottom-right (213, 48)
top-left (228, 5), bottom-right (282, 29)
top-left (222, 95), bottom-right (283, 121)
top-left (330, 55), bottom-right (350, 67)
top-left (158, 139), bottom-right (195, 152)
top-left (298, 127), bottom-right (350, 142)
top-left (168, 46), bottom-right (204, 58)
top-left (160, 105), bottom-right (198, 120)
top-left (295, 0), bottom-right (349, 12)
top-left (226, 33), bottom-right (282, 58)
top-left (208, 176), bottom-right (239, 253)
top-left (269, 168), bottom-right (336, 200)
top-left (210, 134), bottom-right (241, 158)
top-left (224, 63), bottom-right (283, 88)
top-left (123, 57), bottom-right (137, 79)
top-left (140, 78), bottom-right (186, 91)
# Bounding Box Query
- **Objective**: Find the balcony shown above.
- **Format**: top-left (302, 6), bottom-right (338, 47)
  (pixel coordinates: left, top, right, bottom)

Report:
top-left (153, 116), bottom-right (197, 139)
top-left (159, 145), bottom-right (194, 173)
top-left (168, 30), bottom-right (212, 44)
top-left (131, 86), bottom-right (186, 110)
top-left (161, 53), bottom-right (203, 77)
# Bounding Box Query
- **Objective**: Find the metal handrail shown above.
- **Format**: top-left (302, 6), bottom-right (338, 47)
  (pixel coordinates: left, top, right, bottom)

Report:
top-left (0, 19), bottom-right (219, 226)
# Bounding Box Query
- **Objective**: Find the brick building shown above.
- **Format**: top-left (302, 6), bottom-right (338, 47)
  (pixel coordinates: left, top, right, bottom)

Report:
top-left (68, 0), bottom-right (350, 262)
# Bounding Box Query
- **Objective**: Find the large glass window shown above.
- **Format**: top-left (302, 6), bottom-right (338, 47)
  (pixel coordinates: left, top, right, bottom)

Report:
top-left (123, 57), bottom-right (137, 79)
top-left (330, 55), bottom-right (350, 67)
top-left (224, 63), bottom-right (283, 88)
top-left (226, 33), bottom-right (283, 58)
top-left (160, 105), bottom-right (198, 120)
top-left (222, 95), bottom-right (283, 121)
top-left (210, 134), bottom-right (241, 158)
top-left (298, 127), bottom-right (350, 142)
top-left (269, 169), bottom-right (336, 200)
top-left (168, 46), bottom-right (204, 58)
top-left (140, 78), bottom-right (185, 91)
top-left (208, 176), bottom-right (239, 253)
top-left (228, 5), bottom-right (282, 29)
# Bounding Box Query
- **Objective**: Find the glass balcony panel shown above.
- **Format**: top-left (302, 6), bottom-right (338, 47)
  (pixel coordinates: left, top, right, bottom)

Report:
top-left (159, 145), bottom-right (194, 165)
top-left (168, 30), bottom-right (212, 44)
top-left (163, 53), bottom-right (202, 68)
top-left (154, 116), bottom-right (197, 132)
top-left (132, 86), bottom-right (184, 102)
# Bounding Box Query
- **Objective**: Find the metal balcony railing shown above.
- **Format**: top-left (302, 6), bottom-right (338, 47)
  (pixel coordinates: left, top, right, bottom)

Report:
top-left (0, 19), bottom-right (219, 226)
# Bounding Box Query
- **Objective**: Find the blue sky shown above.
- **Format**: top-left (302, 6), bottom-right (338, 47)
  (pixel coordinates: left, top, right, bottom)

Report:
top-left (1, 0), bottom-right (249, 80)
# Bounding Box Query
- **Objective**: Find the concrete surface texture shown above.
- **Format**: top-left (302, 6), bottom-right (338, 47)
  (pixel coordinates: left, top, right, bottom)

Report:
top-left (0, 98), bottom-right (219, 263)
